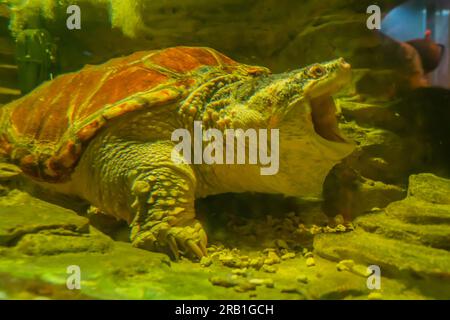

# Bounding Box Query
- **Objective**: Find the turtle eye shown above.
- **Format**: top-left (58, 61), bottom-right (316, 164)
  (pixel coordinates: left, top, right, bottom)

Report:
top-left (309, 65), bottom-right (326, 78)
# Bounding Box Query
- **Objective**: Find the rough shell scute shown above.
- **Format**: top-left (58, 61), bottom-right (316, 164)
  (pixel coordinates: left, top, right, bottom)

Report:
top-left (0, 47), bottom-right (270, 182)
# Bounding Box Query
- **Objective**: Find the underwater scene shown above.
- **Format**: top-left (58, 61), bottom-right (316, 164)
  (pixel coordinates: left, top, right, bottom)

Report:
top-left (0, 0), bottom-right (449, 302)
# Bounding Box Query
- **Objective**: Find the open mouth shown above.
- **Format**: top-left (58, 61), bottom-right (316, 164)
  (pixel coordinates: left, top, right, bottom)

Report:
top-left (309, 95), bottom-right (347, 143)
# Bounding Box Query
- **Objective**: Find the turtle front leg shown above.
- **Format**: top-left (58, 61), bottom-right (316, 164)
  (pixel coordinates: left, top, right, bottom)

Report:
top-left (129, 164), bottom-right (207, 260)
top-left (79, 140), bottom-right (207, 260)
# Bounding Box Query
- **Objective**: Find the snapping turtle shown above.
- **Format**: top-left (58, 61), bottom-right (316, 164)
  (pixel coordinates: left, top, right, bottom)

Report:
top-left (0, 47), bottom-right (354, 260)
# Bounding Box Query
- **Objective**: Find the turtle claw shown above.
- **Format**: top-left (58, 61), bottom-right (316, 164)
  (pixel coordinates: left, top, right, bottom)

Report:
top-left (199, 229), bottom-right (208, 254)
top-left (186, 239), bottom-right (204, 259)
top-left (199, 241), bottom-right (207, 256)
top-left (131, 220), bottom-right (208, 261)
top-left (167, 234), bottom-right (180, 261)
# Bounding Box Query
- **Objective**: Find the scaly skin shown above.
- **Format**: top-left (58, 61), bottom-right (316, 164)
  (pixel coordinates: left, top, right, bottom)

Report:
top-left (66, 58), bottom-right (355, 260)
top-left (70, 105), bottom-right (206, 260)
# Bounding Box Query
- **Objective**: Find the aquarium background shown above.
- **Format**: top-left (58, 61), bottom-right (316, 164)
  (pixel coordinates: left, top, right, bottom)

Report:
top-left (0, 0), bottom-right (449, 300)
top-left (382, 0), bottom-right (450, 86)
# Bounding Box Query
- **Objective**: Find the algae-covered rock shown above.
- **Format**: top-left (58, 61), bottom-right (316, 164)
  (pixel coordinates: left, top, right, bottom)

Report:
top-left (15, 232), bottom-right (112, 256)
top-left (356, 213), bottom-right (450, 251)
top-left (315, 173), bottom-right (450, 299)
top-left (385, 200), bottom-right (450, 225)
top-left (0, 187), bottom-right (424, 300)
top-left (342, 123), bottom-right (424, 183)
top-left (1, 178), bottom-right (447, 299)
top-left (339, 100), bottom-right (404, 132)
top-left (323, 167), bottom-right (406, 218)
top-left (407, 174), bottom-right (450, 205)
top-left (315, 228), bottom-right (450, 277)
top-left (0, 190), bottom-right (89, 245)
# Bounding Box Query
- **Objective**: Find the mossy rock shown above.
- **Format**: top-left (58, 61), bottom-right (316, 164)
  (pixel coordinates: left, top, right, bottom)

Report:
top-left (0, 190), bottom-right (89, 245)
top-left (0, 188), bottom-right (424, 300)
top-left (315, 173), bottom-right (450, 299)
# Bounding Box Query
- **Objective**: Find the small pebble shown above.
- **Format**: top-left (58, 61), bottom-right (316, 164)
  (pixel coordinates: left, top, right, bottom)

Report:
top-left (323, 226), bottom-right (336, 233)
top-left (268, 251), bottom-right (280, 259)
top-left (297, 224), bottom-right (309, 233)
top-left (249, 278), bottom-right (265, 286)
top-left (353, 264), bottom-right (372, 277)
top-left (306, 257), bottom-right (316, 267)
top-left (249, 258), bottom-right (263, 269)
top-left (209, 276), bottom-right (237, 288)
top-left (220, 256), bottom-right (241, 268)
top-left (281, 252), bottom-right (296, 260)
top-left (207, 246), bottom-right (218, 253)
top-left (336, 259), bottom-right (354, 272)
top-left (265, 279), bottom-right (275, 288)
top-left (264, 258), bottom-right (277, 265)
top-left (231, 268), bottom-right (248, 276)
top-left (345, 223), bottom-right (355, 231)
top-left (234, 282), bottom-right (256, 293)
top-left (231, 248), bottom-right (240, 255)
top-left (210, 251), bottom-right (222, 259)
top-left (261, 265), bottom-right (277, 273)
top-left (296, 275), bottom-right (308, 284)
top-left (249, 278), bottom-right (274, 288)
top-left (200, 257), bottom-right (212, 267)
top-left (281, 286), bottom-right (302, 294)
top-left (309, 225), bottom-right (322, 235)
top-left (264, 252), bottom-right (280, 265)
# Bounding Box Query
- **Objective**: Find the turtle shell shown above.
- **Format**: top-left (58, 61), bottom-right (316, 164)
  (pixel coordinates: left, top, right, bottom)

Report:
top-left (0, 47), bottom-right (269, 182)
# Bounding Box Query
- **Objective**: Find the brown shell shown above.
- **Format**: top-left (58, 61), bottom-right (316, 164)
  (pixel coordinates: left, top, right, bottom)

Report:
top-left (0, 47), bottom-right (269, 182)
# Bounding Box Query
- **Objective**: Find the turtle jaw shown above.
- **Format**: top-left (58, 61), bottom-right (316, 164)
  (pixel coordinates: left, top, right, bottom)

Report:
top-left (304, 94), bottom-right (355, 161)
top-left (304, 58), bottom-right (352, 145)
top-left (279, 86), bottom-right (355, 162)
top-left (309, 95), bottom-right (347, 143)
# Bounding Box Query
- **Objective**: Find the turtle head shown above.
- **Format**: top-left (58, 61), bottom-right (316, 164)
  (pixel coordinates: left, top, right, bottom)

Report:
top-left (298, 58), bottom-right (353, 101)
top-left (246, 58), bottom-right (354, 153)
top-left (237, 58), bottom-right (356, 196)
